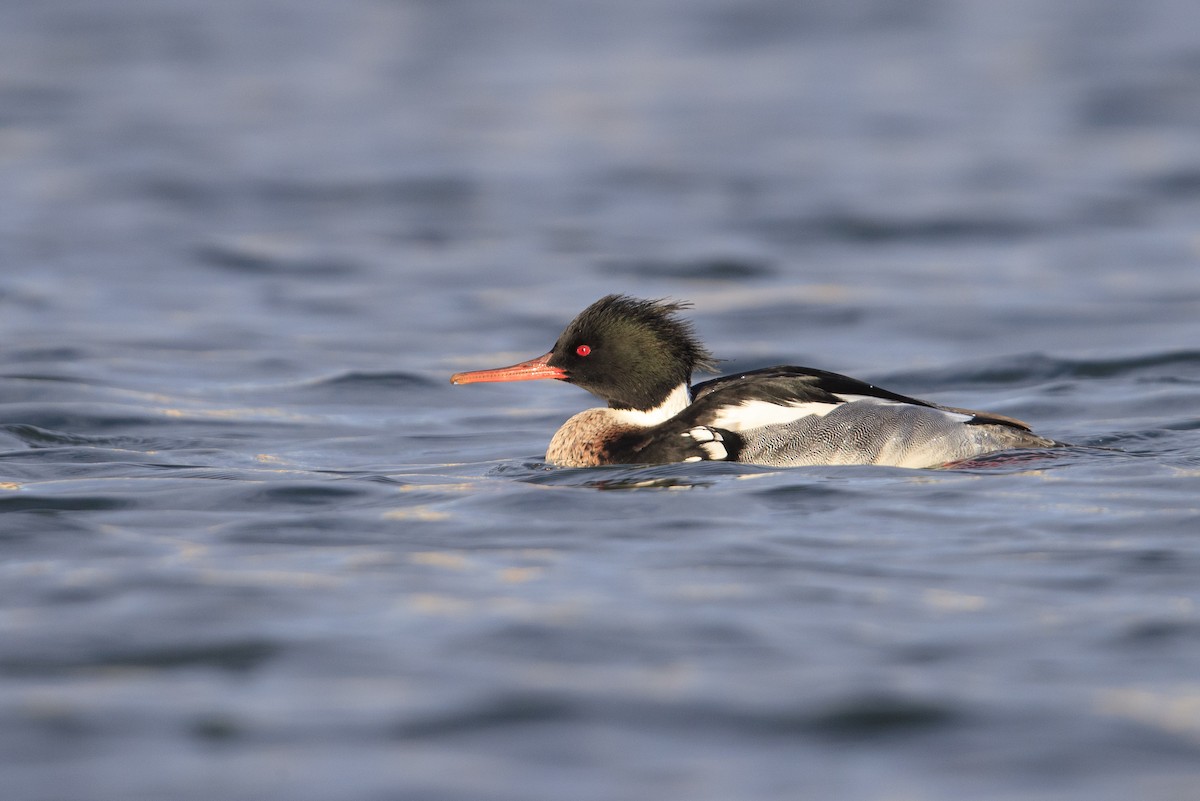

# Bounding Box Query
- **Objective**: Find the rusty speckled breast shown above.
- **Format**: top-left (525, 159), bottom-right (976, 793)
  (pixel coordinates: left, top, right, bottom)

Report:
top-left (545, 409), bottom-right (635, 467)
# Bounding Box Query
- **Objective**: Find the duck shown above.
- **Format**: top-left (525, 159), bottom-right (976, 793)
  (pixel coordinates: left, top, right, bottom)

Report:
top-left (451, 294), bottom-right (1060, 468)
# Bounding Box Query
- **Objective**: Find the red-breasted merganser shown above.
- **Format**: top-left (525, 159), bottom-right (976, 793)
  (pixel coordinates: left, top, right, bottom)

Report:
top-left (451, 295), bottom-right (1060, 468)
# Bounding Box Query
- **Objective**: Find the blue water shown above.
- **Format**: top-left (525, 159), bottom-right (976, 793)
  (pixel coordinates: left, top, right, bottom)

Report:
top-left (3, 1), bottom-right (1200, 799)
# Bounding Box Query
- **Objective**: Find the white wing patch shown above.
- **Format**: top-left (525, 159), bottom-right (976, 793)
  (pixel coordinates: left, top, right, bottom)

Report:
top-left (682, 426), bottom-right (728, 460)
top-left (708, 395), bottom-right (974, 432)
top-left (834, 394), bottom-right (974, 423)
top-left (708, 400), bottom-right (835, 432)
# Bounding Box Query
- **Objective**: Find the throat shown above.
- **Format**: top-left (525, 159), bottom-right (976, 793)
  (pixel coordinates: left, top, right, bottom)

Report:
top-left (610, 383), bottom-right (690, 428)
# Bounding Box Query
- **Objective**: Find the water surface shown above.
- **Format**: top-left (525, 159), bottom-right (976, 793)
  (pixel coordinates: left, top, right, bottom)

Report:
top-left (3, 1), bottom-right (1200, 799)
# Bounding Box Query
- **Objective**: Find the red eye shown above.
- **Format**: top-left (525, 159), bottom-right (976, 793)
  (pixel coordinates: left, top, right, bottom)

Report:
top-left (575, 344), bottom-right (591, 357)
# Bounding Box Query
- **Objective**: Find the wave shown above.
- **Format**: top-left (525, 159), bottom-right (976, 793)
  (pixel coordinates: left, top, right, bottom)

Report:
top-left (881, 350), bottom-right (1200, 389)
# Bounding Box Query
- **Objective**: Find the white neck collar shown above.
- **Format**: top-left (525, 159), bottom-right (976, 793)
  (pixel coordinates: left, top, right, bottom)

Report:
top-left (610, 383), bottom-right (690, 427)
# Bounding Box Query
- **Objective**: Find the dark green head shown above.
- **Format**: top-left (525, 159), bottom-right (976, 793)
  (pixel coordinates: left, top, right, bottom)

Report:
top-left (545, 295), bottom-right (715, 410)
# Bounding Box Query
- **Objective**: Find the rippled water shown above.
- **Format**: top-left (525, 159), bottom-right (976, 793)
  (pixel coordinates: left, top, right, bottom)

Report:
top-left (4, 1), bottom-right (1200, 799)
